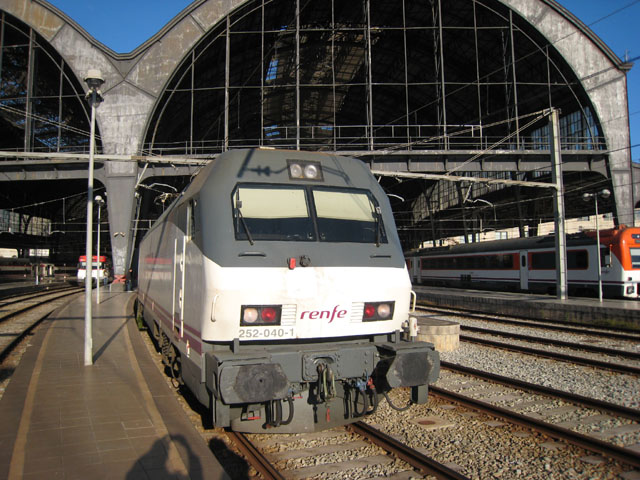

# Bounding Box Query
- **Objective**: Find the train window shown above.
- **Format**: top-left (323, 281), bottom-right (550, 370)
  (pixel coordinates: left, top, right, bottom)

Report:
top-left (531, 251), bottom-right (555, 269)
top-left (631, 248), bottom-right (640, 269)
top-left (232, 185), bottom-right (315, 241)
top-left (313, 188), bottom-right (387, 244)
top-left (567, 250), bottom-right (588, 269)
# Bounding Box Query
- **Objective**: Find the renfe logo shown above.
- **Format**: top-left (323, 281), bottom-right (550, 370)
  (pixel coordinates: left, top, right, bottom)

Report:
top-left (300, 306), bottom-right (347, 323)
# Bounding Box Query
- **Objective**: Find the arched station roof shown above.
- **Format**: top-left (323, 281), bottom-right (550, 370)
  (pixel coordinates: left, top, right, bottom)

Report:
top-left (0, 0), bottom-right (633, 268)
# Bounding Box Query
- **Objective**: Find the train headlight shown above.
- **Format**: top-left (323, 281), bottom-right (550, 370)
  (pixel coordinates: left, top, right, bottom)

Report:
top-left (241, 305), bottom-right (282, 326)
top-left (362, 301), bottom-right (395, 321)
top-left (287, 160), bottom-right (323, 181)
top-left (303, 164), bottom-right (319, 179)
top-left (289, 163), bottom-right (303, 178)
top-left (242, 308), bottom-right (259, 324)
top-left (377, 303), bottom-right (392, 318)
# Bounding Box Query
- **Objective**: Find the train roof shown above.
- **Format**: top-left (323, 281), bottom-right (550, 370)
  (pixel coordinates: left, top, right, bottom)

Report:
top-left (188, 148), bottom-right (375, 191)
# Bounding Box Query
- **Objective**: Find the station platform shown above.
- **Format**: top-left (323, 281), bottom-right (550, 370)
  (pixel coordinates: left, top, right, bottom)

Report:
top-left (0, 285), bottom-right (229, 480)
top-left (414, 285), bottom-right (640, 330)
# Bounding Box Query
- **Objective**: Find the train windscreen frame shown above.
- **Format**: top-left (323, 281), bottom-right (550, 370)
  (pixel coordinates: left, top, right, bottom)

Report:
top-left (232, 183), bottom-right (387, 244)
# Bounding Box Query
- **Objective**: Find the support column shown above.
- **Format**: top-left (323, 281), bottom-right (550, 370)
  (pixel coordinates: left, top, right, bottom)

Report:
top-left (550, 109), bottom-right (567, 300)
top-left (609, 149), bottom-right (635, 227)
top-left (103, 163), bottom-right (138, 281)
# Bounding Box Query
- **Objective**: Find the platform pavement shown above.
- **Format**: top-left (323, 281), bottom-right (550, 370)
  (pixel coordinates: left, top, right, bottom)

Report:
top-left (0, 284), bottom-right (230, 480)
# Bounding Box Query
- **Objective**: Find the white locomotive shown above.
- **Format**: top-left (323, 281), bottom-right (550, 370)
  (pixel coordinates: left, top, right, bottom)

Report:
top-left (137, 149), bottom-right (440, 433)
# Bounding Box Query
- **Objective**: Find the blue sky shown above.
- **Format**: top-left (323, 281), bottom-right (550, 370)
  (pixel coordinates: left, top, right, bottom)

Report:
top-left (48, 0), bottom-right (638, 163)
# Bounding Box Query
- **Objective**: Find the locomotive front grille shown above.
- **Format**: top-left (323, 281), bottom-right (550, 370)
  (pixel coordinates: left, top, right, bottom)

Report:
top-left (281, 304), bottom-right (297, 325)
top-left (350, 302), bottom-right (364, 323)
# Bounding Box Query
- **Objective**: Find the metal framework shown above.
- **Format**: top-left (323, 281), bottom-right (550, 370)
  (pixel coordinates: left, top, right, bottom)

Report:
top-left (0, 13), bottom-right (94, 153)
top-left (144, 0), bottom-right (604, 157)
top-left (140, 0), bottom-right (616, 247)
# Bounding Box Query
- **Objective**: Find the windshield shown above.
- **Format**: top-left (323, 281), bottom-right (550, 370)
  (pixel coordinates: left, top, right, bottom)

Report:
top-left (234, 185), bottom-right (315, 241)
top-left (631, 248), bottom-right (640, 269)
top-left (232, 184), bottom-right (387, 244)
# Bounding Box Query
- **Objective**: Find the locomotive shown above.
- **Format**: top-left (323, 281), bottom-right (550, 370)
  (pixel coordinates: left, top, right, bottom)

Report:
top-left (406, 226), bottom-right (640, 299)
top-left (136, 148), bottom-right (440, 433)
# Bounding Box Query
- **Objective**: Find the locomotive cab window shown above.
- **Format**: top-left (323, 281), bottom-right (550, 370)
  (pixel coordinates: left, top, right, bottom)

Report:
top-left (232, 184), bottom-right (386, 244)
top-left (313, 188), bottom-right (386, 244)
top-left (233, 185), bottom-right (315, 241)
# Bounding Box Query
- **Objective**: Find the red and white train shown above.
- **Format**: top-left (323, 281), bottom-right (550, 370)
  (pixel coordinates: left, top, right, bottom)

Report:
top-left (77, 255), bottom-right (113, 286)
top-left (406, 226), bottom-right (640, 299)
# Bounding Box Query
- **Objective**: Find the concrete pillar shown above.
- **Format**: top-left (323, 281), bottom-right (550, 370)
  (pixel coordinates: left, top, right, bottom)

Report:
top-left (103, 163), bottom-right (137, 280)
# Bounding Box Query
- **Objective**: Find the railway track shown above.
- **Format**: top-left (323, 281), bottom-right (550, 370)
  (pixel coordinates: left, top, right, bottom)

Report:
top-left (459, 334), bottom-right (640, 375)
top-left (415, 303), bottom-right (640, 469)
top-left (430, 384), bottom-right (640, 468)
top-left (434, 364), bottom-right (640, 467)
top-left (0, 286), bottom-right (82, 360)
top-left (461, 325), bottom-right (640, 360)
top-left (227, 422), bottom-right (471, 480)
top-left (416, 304), bottom-right (640, 374)
top-left (0, 284), bottom-right (77, 309)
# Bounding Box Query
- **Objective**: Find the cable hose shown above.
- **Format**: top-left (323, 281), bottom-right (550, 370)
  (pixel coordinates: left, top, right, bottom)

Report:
top-left (322, 368), bottom-right (328, 400)
top-left (329, 369), bottom-right (336, 398)
top-left (383, 391), bottom-right (412, 411)
top-left (280, 397), bottom-right (294, 426)
top-left (366, 388), bottom-right (378, 415)
top-left (267, 400), bottom-right (283, 428)
top-left (274, 400), bottom-right (282, 426)
top-left (353, 388), bottom-right (369, 417)
top-left (344, 389), bottom-right (352, 418)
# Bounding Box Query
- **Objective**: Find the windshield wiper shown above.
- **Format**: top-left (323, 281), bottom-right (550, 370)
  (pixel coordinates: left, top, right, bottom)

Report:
top-left (235, 192), bottom-right (255, 245)
top-left (375, 206), bottom-right (382, 247)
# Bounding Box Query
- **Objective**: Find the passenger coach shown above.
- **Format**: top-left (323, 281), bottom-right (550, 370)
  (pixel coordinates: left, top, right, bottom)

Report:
top-left (407, 226), bottom-right (640, 299)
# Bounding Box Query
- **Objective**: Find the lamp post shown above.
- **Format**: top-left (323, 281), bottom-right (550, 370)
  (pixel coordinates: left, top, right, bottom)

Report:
top-left (95, 195), bottom-right (105, 305)
top-left (582, 189), bottom-right (611, 302)
top-left (84, 69), bottom-right (104, 366)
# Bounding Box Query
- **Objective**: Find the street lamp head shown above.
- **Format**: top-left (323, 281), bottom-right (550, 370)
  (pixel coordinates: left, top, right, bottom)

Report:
top-left (84, 69), bottom-right (105, 90)
top-left (582, 192), bottom-right (592, 202)
top-left (599, 189), bottom-right (611, 199)
top-left (94, 195), bottom-right (104, 205)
